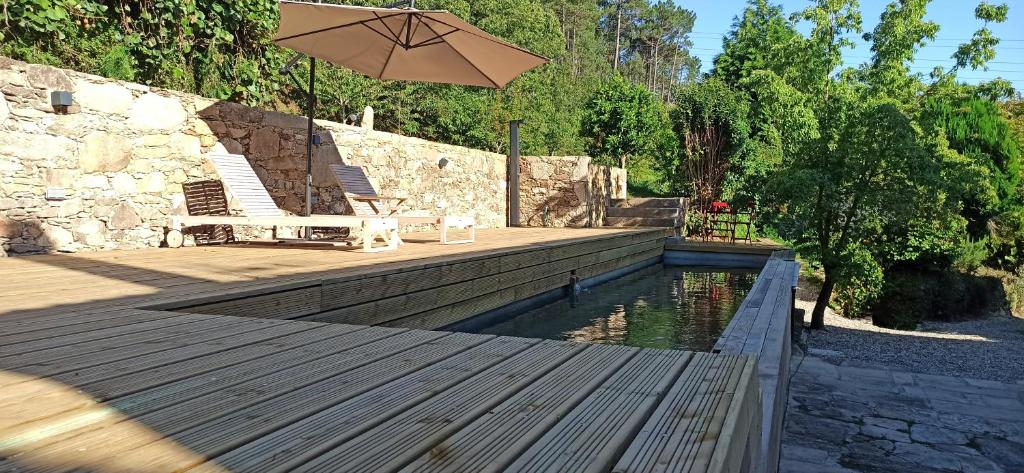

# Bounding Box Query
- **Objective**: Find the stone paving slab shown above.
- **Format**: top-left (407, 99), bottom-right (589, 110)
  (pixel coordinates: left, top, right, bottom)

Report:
top-left (781, 354), bottom-right (1024, 473)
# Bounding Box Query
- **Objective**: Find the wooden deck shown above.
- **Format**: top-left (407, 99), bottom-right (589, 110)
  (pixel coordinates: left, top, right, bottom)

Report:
top-left (0, 227), bottom-right (761, 473)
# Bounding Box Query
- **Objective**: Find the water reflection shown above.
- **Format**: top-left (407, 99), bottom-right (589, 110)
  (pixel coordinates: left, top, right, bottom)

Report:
top-left (478, 264), bottom-right (757, 352)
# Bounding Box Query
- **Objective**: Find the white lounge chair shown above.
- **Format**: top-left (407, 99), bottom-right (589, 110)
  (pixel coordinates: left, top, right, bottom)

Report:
top-left (329, 164), bottom-right (475, 244)
top-left (166, 154), bottom-right (399, 252)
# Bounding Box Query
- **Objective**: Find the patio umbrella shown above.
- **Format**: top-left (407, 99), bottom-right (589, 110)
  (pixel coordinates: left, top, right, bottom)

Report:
top-left (273, 0), bottom-right (549, 231)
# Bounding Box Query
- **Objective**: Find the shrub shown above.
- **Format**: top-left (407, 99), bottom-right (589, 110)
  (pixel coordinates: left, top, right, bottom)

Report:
top-left (870, 270), bottom-right (1006, 329)
top-left (832, 246), bottom-right (884, 317)
top-left (953, 236), bottom-right (991, 272)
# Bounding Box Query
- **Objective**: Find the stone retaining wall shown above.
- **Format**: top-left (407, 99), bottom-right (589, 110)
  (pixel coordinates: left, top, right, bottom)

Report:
top-left (0, 58), bottom-right (625, 256)
top-left (519, 156), bottom-right (627, 227)
top-left (0, 58), bottom-right (510, 255)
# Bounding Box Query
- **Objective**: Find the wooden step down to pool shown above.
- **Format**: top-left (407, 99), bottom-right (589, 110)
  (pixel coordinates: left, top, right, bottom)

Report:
top-left (0, 313), bottom-right (761, 473)
top-left (605, 197), bottom-right (687, 229)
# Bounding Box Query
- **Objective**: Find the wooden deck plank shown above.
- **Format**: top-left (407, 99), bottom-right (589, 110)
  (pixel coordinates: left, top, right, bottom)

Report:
top-left (289, 340), bottom-right (584, 473)
top-left (500, 349), bottom-right (692, 473)
top-left (0, 309), bottom-right (185, 341)
top-left (20, 333), bottom-right (492, 473)
top-left (0, 324), bottom-right (364, 412)
top-left (0, 228), bottom-right (664, 315)
top-left (713, 260), bottom-right (779, 354)
top-left (1, 329), bottom-right (452, 471)
top-left (0, 312), bottom-right (228, 357)
top-left (0, 322), bottom-right (324, 419)
top-left (197, 336), bottom-right (538, 473)
top-left (611, 353), bottom-right (755, 473)
top-left (399, 345), bottom-right (640, 473)
top-left (0, 324), bottom-right (402, 453)
top-left (0, 317), bottom-right (270, 377)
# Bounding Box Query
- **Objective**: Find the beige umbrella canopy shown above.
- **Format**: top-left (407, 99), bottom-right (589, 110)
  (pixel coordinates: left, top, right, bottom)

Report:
top-left (274, 1), bottom-right (547, 229)
top-left (274, 1), bottom-right (549, 88)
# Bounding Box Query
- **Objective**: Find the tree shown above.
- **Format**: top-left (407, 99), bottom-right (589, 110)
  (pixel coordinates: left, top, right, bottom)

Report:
top-left (790, 0), bottom-right (862, 328)
top-left (953, 2), bottom-right (1009, 71)
top-left (861, 0), bottom-right (938, 101)
top-left (735, 70), bottom-right (819, 204)
top-left (580, 75), bottom-right (675, 192)
top-left (778, 86), bottom-right (945, 324)
top-left (712, 0), bottom-right (803, 89)
top-left (923, 97), bottom-right (1023, 266)
top-left (670, 78), bottom-right (750, 225)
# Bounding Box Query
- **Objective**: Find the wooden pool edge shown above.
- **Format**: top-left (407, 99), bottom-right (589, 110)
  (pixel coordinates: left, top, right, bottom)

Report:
top-left (713, 250), bottom-right (800, 473)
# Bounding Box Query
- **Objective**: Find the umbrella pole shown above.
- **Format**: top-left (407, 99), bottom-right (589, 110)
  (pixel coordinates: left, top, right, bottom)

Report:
top-left (304, 57), bottom-right (316, 240)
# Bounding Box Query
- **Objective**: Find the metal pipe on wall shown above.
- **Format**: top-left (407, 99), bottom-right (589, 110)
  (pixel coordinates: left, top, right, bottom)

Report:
top-left (508, 120), bottom-right (522, 227)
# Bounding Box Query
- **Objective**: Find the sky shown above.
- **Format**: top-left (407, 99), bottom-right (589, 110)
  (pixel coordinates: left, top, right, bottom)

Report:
top-left (679, 0), bottom-right (1024, 90)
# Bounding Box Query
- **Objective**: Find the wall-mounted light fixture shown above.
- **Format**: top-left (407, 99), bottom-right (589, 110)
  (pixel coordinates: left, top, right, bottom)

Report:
top-left (50, 91), bottom-right (73, 114)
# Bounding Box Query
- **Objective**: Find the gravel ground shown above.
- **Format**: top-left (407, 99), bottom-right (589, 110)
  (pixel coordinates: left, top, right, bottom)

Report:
top-left (795, 279), bottom-right (1024, 384)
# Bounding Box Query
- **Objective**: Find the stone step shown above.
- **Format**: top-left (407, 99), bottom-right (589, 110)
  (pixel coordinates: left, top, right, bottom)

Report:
top-left (605, 207), bottom-right (681, 218)
top-left (604, 216), bottom-right (680, 228)
top-left (608, 197), bottom-right (685, 209)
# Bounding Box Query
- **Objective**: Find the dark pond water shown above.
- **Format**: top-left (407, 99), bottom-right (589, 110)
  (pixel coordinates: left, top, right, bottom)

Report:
top-left (477, 264), bottom-right (758, 352)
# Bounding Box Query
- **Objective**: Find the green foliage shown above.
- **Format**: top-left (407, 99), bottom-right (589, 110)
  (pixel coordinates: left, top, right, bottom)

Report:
top-left (921, 98), bottom-right (1021, 226)
top-left (712, 0), bottom-right (804, 89)
top-left (871, 270), bottom-right (1005, 329)
top-left (862, 0), bottom-right (938, 101)
top-left (955, 237), bottom-right (991, 272)
top-left (953, 2), bottom-right (1009, 71)
top-left (702, 0), bottom-right (1024, 326)
top-left (581, 75), bottom-right (674, 169)
top-left (670, 78), bottom-right (750, 206)
top-left (833, 245), bottom-right (884, 317)
top-left (0, 0), bottom-right (695, 163)
top-left (735, 70), bottom-right (818, 202)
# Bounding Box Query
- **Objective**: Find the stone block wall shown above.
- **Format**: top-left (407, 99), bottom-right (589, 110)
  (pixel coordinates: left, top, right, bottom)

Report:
top-left (519, 156), bottom-right (627, 227)
top-left (0, 58), bottom-right (507, 255)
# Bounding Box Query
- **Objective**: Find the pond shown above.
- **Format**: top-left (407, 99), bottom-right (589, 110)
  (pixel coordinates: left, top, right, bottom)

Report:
top-left (476, 264), bottom-right (758, 352)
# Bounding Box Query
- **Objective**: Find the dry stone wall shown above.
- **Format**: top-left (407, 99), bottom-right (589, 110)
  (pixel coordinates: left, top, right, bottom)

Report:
top-left (0, 58), bottom-right (508, 255)
top-left (519, 156), bottom-right (627, 228)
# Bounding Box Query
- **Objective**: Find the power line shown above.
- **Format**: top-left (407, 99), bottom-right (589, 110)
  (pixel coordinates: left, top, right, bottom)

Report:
top-left (688, 31), bottom-right (1024, 42)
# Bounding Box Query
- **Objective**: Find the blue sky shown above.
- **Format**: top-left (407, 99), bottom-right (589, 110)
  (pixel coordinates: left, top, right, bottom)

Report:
top-left (680, 0), bottom-right (1024, 90)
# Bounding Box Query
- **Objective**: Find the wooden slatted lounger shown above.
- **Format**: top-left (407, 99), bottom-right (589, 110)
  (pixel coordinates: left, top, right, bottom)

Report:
top-left (329, 164), bottom-right (475, 244)
top-left (165, 154), bottom-right (399, 253)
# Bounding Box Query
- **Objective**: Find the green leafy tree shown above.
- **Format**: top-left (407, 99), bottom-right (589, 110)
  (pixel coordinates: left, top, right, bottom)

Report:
top-left (923, 97), bottom-right (1022, 266)
top-left (712, 0), bottom-right (803, 89)
top-left (581, 74), bottom-right (674, 171)
top-left (735, 70), bottom-right (819, 205)
top-left (670, 78), bottom-right (750, 225)
top-left (861, 0), bottom-right (938, 101)
top-left (778, 88), bottom-right (944, 324)
top-left (953, 2), bottom-right (1009, 71)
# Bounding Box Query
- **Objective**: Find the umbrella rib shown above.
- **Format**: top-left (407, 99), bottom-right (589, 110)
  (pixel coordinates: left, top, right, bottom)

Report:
top-left (408, 38), bottom-right (450, 49)
top-left (274, 11), bottom-right (407, 43)
top-left (363, 22), bottom-right (402, 44)
top-left (408, 12), bottom-right (425, 46)
top-left (418, 19), bottom-right (501, 88)
top-left (419, 14), bottom-right (549, 62)
top-left (373, 11), bottom-right (405, 44)
top-left (409, 14), bottom-right (455, 49)
top-left (378, 32), bottom-right (402, 79)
